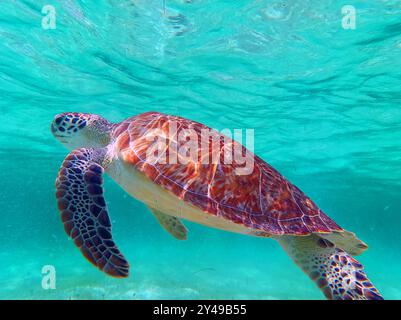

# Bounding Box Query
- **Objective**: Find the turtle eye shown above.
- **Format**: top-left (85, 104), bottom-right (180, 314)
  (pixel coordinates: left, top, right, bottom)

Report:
top-left (66, 116), bottom-right (87, 134)
top-left (76, 119), bottom-right (87, 130)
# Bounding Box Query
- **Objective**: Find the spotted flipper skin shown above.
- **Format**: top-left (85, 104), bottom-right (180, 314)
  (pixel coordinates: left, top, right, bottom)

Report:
top-left (277, 234), bottom-right (383, 300)
top-left (149, 207), bottom-right (188, 240)
top-left (56, 148), bottom-right (129, 278)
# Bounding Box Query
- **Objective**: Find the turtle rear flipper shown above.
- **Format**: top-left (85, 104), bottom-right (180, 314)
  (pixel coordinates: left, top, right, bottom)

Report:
top-left (277, 234), bottom-right (383, 300)
top-left (56, 148), bottom-right (129, 278)
top-left (148, 207), bottom-right (188, 240)
top-left (319, 230), bottom-right (368, 256)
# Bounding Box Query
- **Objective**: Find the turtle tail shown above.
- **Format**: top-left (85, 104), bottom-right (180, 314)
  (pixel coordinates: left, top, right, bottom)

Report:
top-left (277, 234), bottom-right (383, 300)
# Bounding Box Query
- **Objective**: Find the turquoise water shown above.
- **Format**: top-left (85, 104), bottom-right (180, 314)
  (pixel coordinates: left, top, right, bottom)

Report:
top-left (0, 0), bottom-right (400, 299)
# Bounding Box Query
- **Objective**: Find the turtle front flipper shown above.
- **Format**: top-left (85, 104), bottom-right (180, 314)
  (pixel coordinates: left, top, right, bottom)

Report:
top-left (148, 207), bottom-right (187, 240)
top-left (56, 148), bottom-right (129, 278)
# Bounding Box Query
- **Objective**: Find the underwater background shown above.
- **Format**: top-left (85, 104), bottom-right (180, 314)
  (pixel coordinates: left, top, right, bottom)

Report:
top-left (0, 0), bottom-right (400, 299)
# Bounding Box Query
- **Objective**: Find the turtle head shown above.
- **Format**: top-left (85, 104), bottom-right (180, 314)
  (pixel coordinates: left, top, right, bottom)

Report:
top-left (51, 112), bottom-right (113, 149)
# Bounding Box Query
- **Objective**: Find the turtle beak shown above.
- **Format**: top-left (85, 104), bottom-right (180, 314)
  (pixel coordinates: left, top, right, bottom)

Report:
top-left (50, 122), bottom-right (64, 137)
top-left (51, 119), bottom-right (68, 144)
top-left (51, 114), bottom-right (67, 137)
top-left (51, 123), bottom-right (57, 134)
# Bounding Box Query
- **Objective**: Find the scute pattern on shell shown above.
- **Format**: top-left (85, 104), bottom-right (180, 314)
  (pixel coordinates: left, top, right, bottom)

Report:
top-left (112, 112), bottom-right (342, 236)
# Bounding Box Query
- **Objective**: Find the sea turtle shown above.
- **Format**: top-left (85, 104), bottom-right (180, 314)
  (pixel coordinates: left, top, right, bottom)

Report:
top-left (51, 111), bottom-right (383, 300)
